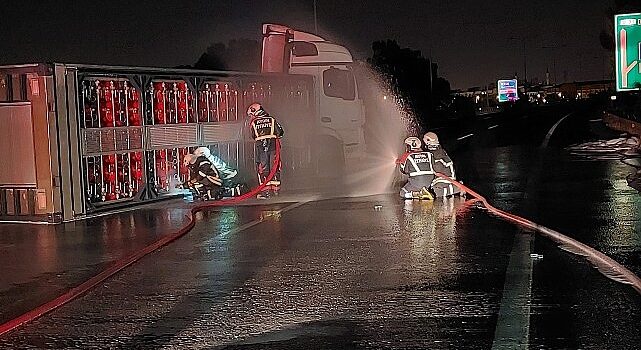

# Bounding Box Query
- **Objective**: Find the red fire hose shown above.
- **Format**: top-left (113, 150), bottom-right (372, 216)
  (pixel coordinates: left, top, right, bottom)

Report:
top-left (435, 172), bottom-right (641, 295)
top-left (2, 146), bottom-right (638, 338)
top-left (0, 141), bottom-right (282, 337)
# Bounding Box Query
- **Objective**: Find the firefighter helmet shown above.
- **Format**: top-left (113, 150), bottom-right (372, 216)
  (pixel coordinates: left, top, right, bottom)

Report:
top-left (193, 147), bottom-right (211, 158)
top-left (404, 136), bottom-right (422, 151)
top-left (246, 103), bottom-right (266, 118)
top-left (183, 153), bottom-right (196, 167)
top-left (423, 132), bottom-right (439, 149)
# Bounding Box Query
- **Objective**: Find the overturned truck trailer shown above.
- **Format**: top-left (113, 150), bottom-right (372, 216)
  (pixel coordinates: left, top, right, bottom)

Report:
top-left (0, 63), bottom-right (315, 223)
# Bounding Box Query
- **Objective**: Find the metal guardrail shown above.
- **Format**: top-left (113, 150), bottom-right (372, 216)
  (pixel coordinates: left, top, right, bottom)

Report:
top-left (604, 113), bottom-right (641, 148)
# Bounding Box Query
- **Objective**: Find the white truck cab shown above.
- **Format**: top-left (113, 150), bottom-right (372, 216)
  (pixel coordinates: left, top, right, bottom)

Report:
top-left (261, 24), bottom-right (366, 168)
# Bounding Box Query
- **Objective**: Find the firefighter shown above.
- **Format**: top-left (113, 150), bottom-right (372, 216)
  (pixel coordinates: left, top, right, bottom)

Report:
top-left (192, 146), bottom-right (244, 197)
top-left (180, 152), bottom-right (223, 201)
top-left (398, 136), bottom-right (434, 200)
top-left (423, 132), bottom-right (463, 198)
top-left (246, 103), bottom-right (284, 199)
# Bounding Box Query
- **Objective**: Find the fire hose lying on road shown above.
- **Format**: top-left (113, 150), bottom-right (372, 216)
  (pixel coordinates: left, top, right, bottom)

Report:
top-left (0, 142), bottom-right (282, 337)
top-left (434, 172), bottom-right (641, 295)
top-left (1, 140), bottom-right (639, 338)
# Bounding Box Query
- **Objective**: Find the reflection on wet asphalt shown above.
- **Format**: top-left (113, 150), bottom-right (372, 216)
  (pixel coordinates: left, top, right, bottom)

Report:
top-left (0, 198), bottom-right (520, 349)
top-left (0, 207), bottom-right (191, 324)
top-left (1, 107), bottom-right (640, 348)
top-left (456, 144), bottom-right (641, 349)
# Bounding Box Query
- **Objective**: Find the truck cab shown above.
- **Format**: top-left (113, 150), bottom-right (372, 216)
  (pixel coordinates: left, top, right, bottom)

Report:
top-left (261, 24), bottom-right (366, 170)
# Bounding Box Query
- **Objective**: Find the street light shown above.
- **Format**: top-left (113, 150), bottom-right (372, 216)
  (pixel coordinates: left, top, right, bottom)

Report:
top-left (509, 37), bottom-right (527, 83)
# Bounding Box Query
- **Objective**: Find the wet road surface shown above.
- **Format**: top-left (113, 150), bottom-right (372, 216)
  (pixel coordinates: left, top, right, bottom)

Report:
top-left (0, 206), bottom-right (191, 324)
top-left (1, 197), bottom-right (518, 349)
top-left (0, 104), bottom-right (640, 349)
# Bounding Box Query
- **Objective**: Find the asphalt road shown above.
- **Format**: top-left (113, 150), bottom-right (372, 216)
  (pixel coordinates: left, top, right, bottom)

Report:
top-left (0, 103), bottom-right (640, 349)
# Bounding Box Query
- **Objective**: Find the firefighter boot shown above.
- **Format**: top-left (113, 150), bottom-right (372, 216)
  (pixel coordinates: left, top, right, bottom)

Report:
top-left (419, 187), bottom-right (434, 201)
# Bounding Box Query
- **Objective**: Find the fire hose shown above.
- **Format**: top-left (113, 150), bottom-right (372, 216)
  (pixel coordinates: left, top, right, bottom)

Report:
top-left (435, 172), bottom-right (641, 295)
top-left (2, 144), bottom-right (639, 338)
top-left (0, 141), bottom-right (282, 337)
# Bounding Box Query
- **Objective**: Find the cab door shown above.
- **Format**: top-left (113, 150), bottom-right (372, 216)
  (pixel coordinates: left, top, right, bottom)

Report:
top-left (319, 66), bottom-right (365, 157)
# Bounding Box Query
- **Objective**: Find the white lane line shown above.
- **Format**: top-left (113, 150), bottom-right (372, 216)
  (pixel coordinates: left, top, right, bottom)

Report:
top-left (457, 133), bottom-right (475, 141)
top-left (488, 124), bottom-right (499, 130)
top-left (589, 118), bottom-right (603, 122)
top-left (541, 112), bottom-right (573, 148)
top-left (491, 233), bottom-right (534, 349)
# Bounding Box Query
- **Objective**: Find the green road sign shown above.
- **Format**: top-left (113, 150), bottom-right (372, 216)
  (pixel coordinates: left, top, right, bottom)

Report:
top-left (616, 13), bottom-right (641, 91)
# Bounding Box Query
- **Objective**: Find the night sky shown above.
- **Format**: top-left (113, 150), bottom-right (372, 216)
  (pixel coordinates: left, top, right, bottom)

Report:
top-left (0, 0), bottom-right (612, 89)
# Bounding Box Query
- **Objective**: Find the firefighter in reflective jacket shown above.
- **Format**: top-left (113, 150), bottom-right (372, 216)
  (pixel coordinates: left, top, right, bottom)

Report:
top-left (247, 103), bottom-right (284, 199)
top-left (181, 152), bottom-right (223, 201)
top-left (193, 146), bottom-right (244, 197)
top-left (423, 132), bottom-right (463, 197)
top-left (398, 136), bottom-right (434, 200)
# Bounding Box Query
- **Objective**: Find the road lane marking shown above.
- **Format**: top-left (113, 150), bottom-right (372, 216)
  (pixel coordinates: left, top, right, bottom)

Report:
top-left (457, 133), bottom-right (475, 141)
top-left (541, 113), bottom-right (573, 148)
top-left (491, 233), bottom-right (533, 350)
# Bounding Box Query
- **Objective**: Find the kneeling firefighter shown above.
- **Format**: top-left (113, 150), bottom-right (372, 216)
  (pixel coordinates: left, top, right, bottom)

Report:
top-left (423, 132), bottom-right (463, 197)
top-left (180, 151), bottom-right (223, 201)
top-left (247, 103), bottom-right (284, 199)
top-left (397, 136), bottom-right (435, 200)
top-left (192, 146), bottom-right (244, 197)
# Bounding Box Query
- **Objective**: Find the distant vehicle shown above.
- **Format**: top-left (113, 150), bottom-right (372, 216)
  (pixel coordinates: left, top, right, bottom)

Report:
top-left (0, 24), bottom-right (366, 223)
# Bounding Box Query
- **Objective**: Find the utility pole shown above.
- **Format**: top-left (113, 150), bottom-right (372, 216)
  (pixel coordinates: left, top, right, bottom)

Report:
top-left (429, 49), bottom-right (434, 111)
top-left (522, 40), bottom-right (527, 84)
top-left (486, 85), bottom-right (490, 107)
top-left (509, 37), bottom-right (527, 83)
top-left (313, 0), bottom-right (318, 34)
top-left (542, 44), bottom-right (567, 84)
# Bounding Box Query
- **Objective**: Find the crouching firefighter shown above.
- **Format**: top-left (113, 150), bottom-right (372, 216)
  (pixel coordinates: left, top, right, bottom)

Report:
top-left (397, 136), bottom-right (435, 200)
top-left (180, 152), bottom-right (223, 201)
top-left (192, 146), bottom-right (244, 197)
top-left (423, 132), bottom-right (463, 198)
top-left (247, 103), bottom-right (284, 199)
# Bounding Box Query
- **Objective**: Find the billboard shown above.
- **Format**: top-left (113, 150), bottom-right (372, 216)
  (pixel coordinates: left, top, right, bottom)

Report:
top-left (497, 79), bottom-right (518, 102)
top-left (615, 13), bottom-right (641, 91)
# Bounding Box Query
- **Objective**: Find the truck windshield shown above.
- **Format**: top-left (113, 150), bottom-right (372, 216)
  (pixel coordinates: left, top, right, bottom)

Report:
top-left (323, 67), bottom-right (355, 101)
